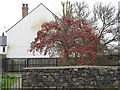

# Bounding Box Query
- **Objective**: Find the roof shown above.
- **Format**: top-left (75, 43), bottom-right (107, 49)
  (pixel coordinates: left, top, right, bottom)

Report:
top-left (0, 36), bottom-right (7, 46)
top-left (6, 3), bottom-right (58, 33)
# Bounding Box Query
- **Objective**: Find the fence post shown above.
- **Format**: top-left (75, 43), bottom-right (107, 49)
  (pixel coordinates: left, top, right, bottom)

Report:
top-left (12, 60), bottom-right (14, 72)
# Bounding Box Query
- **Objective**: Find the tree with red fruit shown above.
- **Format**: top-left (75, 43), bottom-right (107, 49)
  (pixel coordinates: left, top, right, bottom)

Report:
top-left (30, 16), bottom-right (103, 66)
top-left (30, 1), bottom-right (104, 66)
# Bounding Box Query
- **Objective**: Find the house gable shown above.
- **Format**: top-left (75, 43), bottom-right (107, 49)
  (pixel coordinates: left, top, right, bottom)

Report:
top-left (7, 3), bottom-right (55, 58)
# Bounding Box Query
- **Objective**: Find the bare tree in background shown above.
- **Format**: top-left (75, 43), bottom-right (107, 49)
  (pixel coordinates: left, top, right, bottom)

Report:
top-left (73, 2), bottom-right (90, 20)
top-left (72, 2), bottom-right (118, 55)
top-left (92, 2), bottom-right (118, 54)
top-left (60, 1), bottom-right (118, 55)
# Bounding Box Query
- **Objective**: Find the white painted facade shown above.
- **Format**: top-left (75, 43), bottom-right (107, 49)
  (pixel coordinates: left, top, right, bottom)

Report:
top-left (0, 35), bottom-right (7, 55)
top-left (7, 4), bottom-right (55, 58)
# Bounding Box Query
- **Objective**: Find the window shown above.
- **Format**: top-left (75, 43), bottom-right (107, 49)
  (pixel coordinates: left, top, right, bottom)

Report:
top-left (3, 47), bottom-right (5, 52)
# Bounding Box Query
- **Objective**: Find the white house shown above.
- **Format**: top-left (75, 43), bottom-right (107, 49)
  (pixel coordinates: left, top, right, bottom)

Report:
top-left (5, 3), bottom-right (59, 71)
top-left (6, 3), bottom-right (55, 59)
top-left (0, 33), bottom-right (7, 55)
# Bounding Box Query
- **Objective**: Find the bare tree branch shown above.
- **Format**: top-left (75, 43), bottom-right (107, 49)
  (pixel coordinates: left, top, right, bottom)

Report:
top-left (73, 2), bottom-right (90, 19)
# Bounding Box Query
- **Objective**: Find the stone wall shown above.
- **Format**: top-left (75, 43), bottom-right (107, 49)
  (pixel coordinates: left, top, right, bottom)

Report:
top-left (22, 66), bottom-right (120, 89)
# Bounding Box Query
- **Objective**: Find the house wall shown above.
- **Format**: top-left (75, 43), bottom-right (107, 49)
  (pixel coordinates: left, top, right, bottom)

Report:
top-left (0, 35), bottom-right (7, 55)
top-left (7, 4), bottom-right (55, 58)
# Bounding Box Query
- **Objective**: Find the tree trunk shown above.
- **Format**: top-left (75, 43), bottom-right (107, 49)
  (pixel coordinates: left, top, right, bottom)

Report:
top-left (63, 54), bottom-right (70, 66)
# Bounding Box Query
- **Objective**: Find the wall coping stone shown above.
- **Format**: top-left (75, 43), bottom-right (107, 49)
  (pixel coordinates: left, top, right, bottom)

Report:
top-left (23, 66), bottom-right (119, 70)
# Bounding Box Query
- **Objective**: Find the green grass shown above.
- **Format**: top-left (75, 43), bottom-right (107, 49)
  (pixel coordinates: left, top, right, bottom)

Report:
top-left (2, 77), bottom-right (19, 89)
top-left (1, 74), bottom-right (20, 89)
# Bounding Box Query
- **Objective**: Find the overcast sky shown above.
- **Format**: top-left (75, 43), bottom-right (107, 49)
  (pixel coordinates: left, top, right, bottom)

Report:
top-left (0, 0), bottom-right (119, 35)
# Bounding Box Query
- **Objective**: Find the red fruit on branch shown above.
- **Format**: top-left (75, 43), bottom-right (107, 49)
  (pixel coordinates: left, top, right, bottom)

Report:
top-left (30, 16), bottom-right (103, 66)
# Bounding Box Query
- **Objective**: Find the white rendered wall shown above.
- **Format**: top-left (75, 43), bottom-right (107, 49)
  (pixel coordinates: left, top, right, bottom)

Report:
top-left (7, 4), bottom-right (55, 58)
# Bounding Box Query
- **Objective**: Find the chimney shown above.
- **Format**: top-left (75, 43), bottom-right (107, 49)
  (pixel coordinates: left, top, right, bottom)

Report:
top-left (22, 4), bottom-right (28, 18)
top-left (2, 32), bottom-right (4, 36)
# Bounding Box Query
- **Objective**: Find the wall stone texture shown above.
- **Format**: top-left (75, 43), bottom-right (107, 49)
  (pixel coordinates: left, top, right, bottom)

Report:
top-left (22, 66), bottom-right (120, 88)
